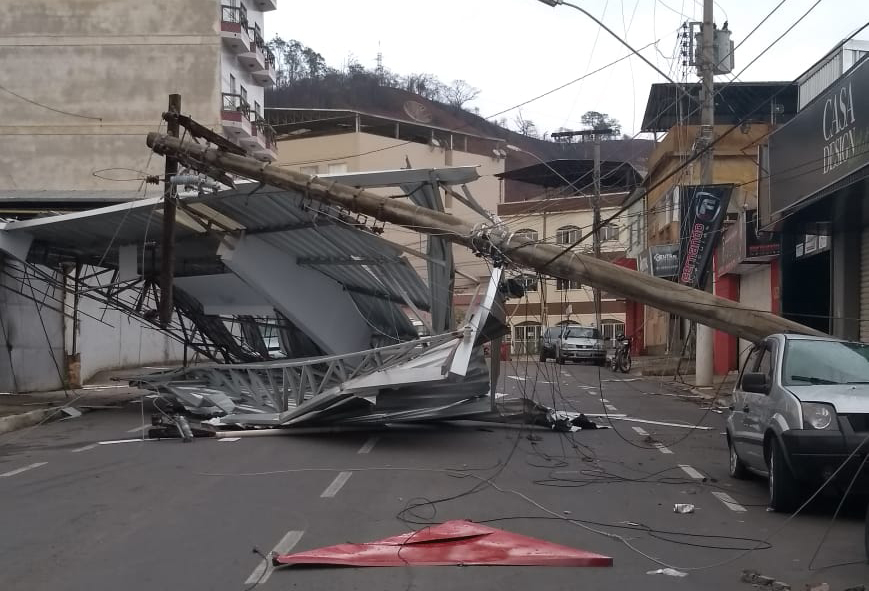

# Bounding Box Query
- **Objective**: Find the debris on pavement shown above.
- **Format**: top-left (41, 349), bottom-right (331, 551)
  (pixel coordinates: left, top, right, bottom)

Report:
top-left (58, 407), bottom-right (82, 419)
top-left (673, 504), bottom-right (695, 514)
top-left (272, 520), bottom-right (613, 568)
top-left (741, 570), bottom-right (791, 590)
top-left (647, 567), bottom-right (688, 577)
top-left (804, 584), bottom-right (829, 591)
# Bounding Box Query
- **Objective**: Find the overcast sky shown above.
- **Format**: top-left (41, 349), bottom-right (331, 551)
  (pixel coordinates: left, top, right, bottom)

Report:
top-left (268, 1), bottom-right (869, 137)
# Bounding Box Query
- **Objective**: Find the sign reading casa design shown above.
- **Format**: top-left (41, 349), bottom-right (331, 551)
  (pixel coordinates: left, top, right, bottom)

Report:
top-left (823, 82), bottom-right (857, 175)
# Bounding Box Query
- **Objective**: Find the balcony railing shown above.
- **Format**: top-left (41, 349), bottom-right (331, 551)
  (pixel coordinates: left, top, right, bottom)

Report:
top-left (221, 4), bottom-right (249, 29)
top-left (253, 115), bottom-right (277, 148)
top-left (264, 47), bottom-right (276, 70)
top-left (222, 93), bottom-right (252, 118)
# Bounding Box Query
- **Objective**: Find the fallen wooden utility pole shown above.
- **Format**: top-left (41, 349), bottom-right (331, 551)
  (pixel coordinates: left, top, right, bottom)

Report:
top-left (146, 133), bottom-right (823, 343)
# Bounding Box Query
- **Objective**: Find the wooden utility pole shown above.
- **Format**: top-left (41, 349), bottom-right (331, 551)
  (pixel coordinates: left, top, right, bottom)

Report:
top-left (550, 127), bottom-right (612, 332)
top-left (695, 0), bottom-right (715, 386)
top-left (146, 132), bottom-right (824, 344)
top-left (159, 94), bottom-right (181, 327)
top-left (592, 134), bottom-right (603, 332)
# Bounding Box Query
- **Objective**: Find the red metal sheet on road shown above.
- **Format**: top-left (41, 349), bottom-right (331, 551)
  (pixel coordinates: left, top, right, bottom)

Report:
top-left (273, 520), bottom-right (613, 567)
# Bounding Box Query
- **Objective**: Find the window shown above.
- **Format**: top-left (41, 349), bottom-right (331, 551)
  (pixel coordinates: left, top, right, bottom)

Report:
top-left (240, 85), bottom-right (248, 103)
top-left (254, 101), bottom-right (261, 117)
top-left (515, 273), bottom-right (538, 292)
top-left (601, 224), bottom-right (619, 241)
top-left (563, 326), bottom-right (601, 339)
top-left (515, 228), bottom-right (539, 243)
top-left (782, 339), bottom-right (869, 386)
top-left (556, 278), bottom-right (580, 291)
top-left (327, 162), bottom-right (348, 174)
top-left (600, 320), bottom-right (625, 345)
top-left (512, 324), bottom-right (542, 355)
top-left (666, 187), bottom-right (680, 224)
top-left (300, 165), bottom-right (319, 176)
top-left (229, 73), bottom-right (236, 95)
top-left (556, 225), bottom-right (580, 245)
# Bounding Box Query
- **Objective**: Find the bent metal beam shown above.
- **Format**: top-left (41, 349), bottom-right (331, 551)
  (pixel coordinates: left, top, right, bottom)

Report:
top-left (146, 132), bottom-right (823, 343)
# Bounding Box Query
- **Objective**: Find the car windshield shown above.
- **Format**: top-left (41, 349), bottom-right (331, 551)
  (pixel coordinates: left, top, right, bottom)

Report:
top-left (782, 339), bottom-right (869, 386)
top-left (563, 327), bottom-right (601, 339)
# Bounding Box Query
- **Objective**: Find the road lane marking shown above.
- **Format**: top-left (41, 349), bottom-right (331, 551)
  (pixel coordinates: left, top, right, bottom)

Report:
top-left (126, 425), bottom-right (149, 433)
top-left (218, 437), bottom-right (241, 443)
top-left (712, 491), bottom-right (747, 512)
top-left (321, 471), bottom-right (353, 498)
top-left (601, 398), bottom-right (610, 403)
top-left (71, 444), bottom-right (97, 453)
top-left (653, 443), bottom-right (674, 454)
top-left (0, 462), bottom-right (47, 478)
top-left (679, 464), bottom-right (705, 480)
top-left (244, 530), bottom-right (304, 585)
top-left (607, 417), bottom-right (714, 430)
top-left (98, 438), bottom-right (157, 445)
top-left (358, 436), bottom-right (380, 454)
top-left (631, 426), bottom-right (649, 436)
top-left (605, 404), bottom-right (618, 412)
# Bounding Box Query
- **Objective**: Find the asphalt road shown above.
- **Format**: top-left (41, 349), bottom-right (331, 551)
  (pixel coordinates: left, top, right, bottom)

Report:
top-left (1, 361), bottom-right (867, 591)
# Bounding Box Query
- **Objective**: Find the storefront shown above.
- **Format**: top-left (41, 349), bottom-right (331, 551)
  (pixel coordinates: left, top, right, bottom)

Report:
top-left (760, 53), bottom-right (869, 341)
top-left (717, 210), bottom-right (781, 371)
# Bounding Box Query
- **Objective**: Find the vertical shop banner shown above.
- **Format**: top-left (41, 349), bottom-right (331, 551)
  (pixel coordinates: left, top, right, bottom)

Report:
top-left (677, 185), bottom-right (733, 288)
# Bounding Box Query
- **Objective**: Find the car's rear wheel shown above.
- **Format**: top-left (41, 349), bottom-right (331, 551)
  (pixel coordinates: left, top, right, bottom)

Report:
top-left (728, 437), bottom-right (749, 479)
top-left (768, 437), bottom-right (800, 512)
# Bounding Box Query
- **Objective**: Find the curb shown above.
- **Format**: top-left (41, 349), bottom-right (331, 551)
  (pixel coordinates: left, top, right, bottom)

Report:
top-left (0, 407), bottom-right (60, 436)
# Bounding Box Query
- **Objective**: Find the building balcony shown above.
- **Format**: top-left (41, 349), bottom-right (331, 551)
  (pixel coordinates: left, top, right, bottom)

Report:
top-left (221, 93), bottom-right (253, 139)
top-left (220, 5), bottom-right (251, 53)
top-left (252, 47), bottom-right (277, 86)
top-left (250, 0), bottom-right (278, 11)
top-left (238, 27), bottom-right (267, 74)
top-left (251, 118), bottom-right (278, 162)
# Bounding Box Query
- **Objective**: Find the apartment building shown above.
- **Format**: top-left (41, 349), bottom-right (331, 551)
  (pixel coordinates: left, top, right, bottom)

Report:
top-left (638, 81), bottom-right (797, 369)
top-left (0, 0), bottom-right (278, 391)
top-left (496, 195), bottom-right (631, 355)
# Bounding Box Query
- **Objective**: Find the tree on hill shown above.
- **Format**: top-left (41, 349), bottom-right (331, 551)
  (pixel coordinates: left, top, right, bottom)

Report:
top-left (580, 111), bottom-right (622, 136)
top-left (444, 80), bottom-right (480, 109)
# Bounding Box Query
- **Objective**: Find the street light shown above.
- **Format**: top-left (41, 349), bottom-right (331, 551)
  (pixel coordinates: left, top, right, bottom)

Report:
top-left (535, 0), bottom-right (681, 87)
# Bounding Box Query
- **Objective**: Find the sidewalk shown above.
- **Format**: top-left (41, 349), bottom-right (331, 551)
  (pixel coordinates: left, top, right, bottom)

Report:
top-left (0, 367), bottom-right (164, 436)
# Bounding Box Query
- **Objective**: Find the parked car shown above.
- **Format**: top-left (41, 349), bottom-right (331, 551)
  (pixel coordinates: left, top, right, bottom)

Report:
top-left (554, 325), bottom-right (606, 366)
top-left (539, 326), bottom-right (562, 362)
top-left (727, 333), bottom-right (869, 512)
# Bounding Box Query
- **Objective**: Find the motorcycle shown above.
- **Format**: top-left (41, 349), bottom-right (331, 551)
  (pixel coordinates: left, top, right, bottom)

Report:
top-left (610, 334), bottom-right (632, 373)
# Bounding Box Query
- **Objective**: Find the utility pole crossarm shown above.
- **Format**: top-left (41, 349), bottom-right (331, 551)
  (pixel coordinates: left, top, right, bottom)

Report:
top-left (145, 132), bottom-right (823, 344)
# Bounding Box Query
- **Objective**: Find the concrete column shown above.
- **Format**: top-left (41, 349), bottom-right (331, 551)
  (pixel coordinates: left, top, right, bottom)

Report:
top-left (831, 192), bottom-right (860, 340)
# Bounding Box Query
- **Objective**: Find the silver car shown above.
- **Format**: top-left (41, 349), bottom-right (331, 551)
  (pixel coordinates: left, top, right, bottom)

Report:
top-left (555, 325), bottom-right (606, 366)
top-left (727, 333), bottom-right (869, 512)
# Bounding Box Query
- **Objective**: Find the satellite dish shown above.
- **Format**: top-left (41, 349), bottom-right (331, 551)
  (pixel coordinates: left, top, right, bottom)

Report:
top-left (404, 100), bottom-right (433, 123)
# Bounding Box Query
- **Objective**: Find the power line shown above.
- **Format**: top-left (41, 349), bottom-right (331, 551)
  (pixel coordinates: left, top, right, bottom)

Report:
top-left (538, 0), bottom-right (839, 270)
top-left (0, 82), bottom-right (103, 121)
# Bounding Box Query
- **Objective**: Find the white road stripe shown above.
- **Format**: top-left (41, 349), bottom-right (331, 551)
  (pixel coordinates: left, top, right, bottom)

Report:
top-left (679, 464), bottom-right (705, 480)
top-left (712, 491), bottom-right (747, 512)
top-left (218, 437), bottom-right (241, 443)
top-left (605, 404), bottom-right (618, 412)
top-left (244, 530), bottom-right (305, 585)
top-left (321, 471), bottom-right (353, 498)
top-left (126, 425), bottom-right (149, 433)
top-left (654, 443), bottom-right (674, 454)
top-left (98, 438), bottom-right (156, 445)
top-left (601, 398), bottom-right (610, 403)
top-left (631, 426), bottom-right (649, 436)
top-left (71, 444), bottom-right (97, 453)
top-left (358, 436), bottom-right (380, 454)
top-left (0, 462), bottom-right (47, 478)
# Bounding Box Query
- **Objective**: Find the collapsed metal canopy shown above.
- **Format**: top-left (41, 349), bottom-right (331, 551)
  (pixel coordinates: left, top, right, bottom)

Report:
top-left (0, 182), bottom-right (432, 341)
